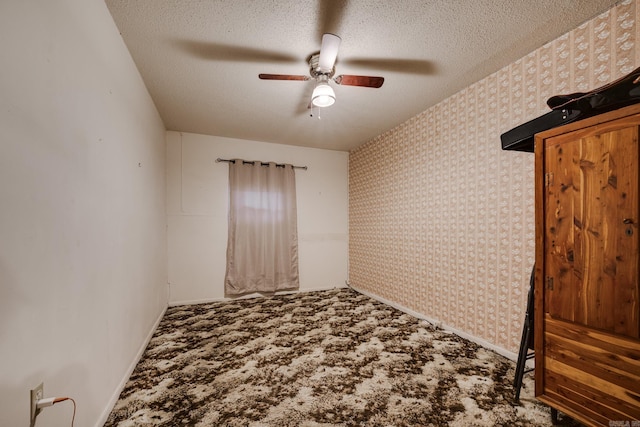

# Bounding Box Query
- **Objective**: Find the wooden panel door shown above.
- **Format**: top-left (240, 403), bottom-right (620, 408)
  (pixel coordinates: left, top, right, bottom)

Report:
top-left (535, 104), bottom-right (640, 427)
top-left (544, 122), bottom-right (639, 337)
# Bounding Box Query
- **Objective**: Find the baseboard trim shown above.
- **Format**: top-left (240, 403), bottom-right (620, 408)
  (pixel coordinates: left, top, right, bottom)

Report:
top-left (169, 285), bottom-right (348, 307)
top-left (94, 305), bottom-right (168, 427)
top-left (349, 285), bottom-right (518, 362)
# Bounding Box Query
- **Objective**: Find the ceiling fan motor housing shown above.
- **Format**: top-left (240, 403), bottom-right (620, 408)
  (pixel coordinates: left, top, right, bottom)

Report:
top-left (309, 53), bottom-right (335, 78)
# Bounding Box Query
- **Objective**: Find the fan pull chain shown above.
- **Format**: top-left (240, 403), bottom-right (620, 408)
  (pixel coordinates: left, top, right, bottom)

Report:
top-left (309, 104), bottom-right (322, 120)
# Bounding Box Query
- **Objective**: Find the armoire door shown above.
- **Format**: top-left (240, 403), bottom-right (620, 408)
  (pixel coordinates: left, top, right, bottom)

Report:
top-left (535, 104), bottom-right (640, 427)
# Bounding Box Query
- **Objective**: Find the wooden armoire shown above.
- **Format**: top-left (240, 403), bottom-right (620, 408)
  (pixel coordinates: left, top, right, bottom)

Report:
top-left (534, 103), bottom-right (640, 426)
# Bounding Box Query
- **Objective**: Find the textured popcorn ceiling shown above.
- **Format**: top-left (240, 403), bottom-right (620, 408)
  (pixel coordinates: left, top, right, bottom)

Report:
top-left (105, 0), bottom-right (617, 151)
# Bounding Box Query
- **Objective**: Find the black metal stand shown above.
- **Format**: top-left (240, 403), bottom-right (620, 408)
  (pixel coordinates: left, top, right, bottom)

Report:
top-left (513, 266), bottom-right (560, 425)
top-left (514, 265), bottom-right (535, 401)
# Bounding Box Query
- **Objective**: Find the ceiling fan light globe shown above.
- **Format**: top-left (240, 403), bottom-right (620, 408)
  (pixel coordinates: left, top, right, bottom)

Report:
top-left (312, 94), bottom-right (335, 107)
top-left (311, 83), bottom-right (336, 107)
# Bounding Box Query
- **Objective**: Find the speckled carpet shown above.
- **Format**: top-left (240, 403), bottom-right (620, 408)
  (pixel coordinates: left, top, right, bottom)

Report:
top-left (104, 288), bottom-right (568, 427)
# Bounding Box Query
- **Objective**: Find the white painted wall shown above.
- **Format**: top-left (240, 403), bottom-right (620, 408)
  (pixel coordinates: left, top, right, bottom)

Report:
top-left (167, 131), bottom-right (348, 304)
top-left (0, 1), bottom-right (167, 426)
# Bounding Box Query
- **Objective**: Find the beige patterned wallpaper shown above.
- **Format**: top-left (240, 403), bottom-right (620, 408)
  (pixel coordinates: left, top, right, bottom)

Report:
top-left (349, 0), bottom-right (639, 355)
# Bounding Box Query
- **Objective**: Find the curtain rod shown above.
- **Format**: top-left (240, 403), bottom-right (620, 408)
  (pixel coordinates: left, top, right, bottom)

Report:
top-left (216, 158), bottom-right (308, 170)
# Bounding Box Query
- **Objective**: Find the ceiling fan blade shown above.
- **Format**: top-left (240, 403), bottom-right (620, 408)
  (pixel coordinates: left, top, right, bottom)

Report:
top-left (317, 0), bottom-right (348, 39)
top-left (341, 58), bottom-right (436, 75)
top-left (317, 33), bottom-right (341, 73)
top-left (334, 75), bottom-right (384, 88)
top-left (175, 40), bottom-right (299, 64)
top-left (259, 74), bottom-right (310, 81)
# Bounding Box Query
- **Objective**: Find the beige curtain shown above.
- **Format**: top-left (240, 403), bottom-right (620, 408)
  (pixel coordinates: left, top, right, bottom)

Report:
top-left (224, 160), bottom-right (299, 296)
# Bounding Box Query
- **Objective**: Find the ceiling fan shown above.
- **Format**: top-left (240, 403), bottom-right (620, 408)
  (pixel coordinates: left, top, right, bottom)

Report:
top-left (259, 33), bottom-right (384, 108)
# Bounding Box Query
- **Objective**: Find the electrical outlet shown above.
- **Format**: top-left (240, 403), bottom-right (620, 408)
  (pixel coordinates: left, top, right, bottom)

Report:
top-left (30, 382), bottom-right (44, 427)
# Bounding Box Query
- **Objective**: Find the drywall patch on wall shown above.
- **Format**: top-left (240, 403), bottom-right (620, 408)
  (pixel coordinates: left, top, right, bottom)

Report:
top-left (349, 0), bottom-right (639, 354)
